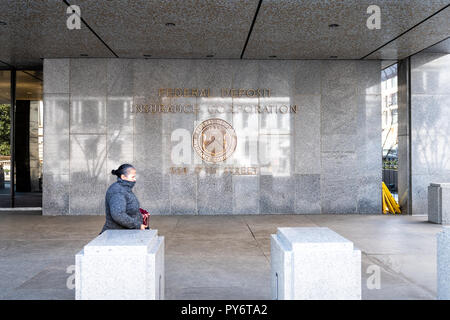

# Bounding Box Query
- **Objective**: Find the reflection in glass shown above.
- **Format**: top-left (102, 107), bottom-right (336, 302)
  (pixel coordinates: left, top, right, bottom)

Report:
top-left (382, 64), bottom-right (398, 196)
top-left (0, 70), bottom-right (11, 207)
top-left (11, 70), bottom-right (43, 207)
top-left (180, 96), bottom-right (293, 176)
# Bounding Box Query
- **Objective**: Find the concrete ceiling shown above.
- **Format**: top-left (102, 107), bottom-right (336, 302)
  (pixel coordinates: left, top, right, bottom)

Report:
top-left (0, 0), bottom-right (449, 68)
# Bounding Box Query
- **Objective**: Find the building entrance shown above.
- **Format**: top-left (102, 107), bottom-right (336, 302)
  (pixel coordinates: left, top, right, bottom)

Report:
top-left (0, 70), bottom-right (43, 208)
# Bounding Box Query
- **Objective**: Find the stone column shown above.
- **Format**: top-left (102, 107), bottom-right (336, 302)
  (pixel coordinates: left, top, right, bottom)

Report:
top-left (76, 229), bottom-right (164, 300)
top-left (271, 227), bottom-right (361, 300)
top-left (438, 227), bottom-right (450, 300)
top-left (410, 53), bottom-right (450, 215)
top-left (397, 58), bottom-right (412, 215)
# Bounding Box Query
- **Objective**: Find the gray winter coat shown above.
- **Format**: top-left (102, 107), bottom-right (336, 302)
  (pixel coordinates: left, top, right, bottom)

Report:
top-left (100, 178), bottom-right (142, 234)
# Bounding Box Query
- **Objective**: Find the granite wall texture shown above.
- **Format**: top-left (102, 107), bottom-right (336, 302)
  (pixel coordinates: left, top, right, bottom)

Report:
top-left (411, 53), bottom-right (450, 215)
top-left (43, 58), bottom-right (381, 215)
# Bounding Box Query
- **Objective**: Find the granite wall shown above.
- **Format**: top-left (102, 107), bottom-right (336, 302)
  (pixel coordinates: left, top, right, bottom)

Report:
top-left (410, 53), bottom-right (450, 215)
top-left (43, 58), bottom-right (381, 215)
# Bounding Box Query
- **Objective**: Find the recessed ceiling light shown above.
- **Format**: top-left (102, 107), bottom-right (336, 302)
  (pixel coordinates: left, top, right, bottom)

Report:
top-left (269, 55), bottom-right (277, 58)
top-left (165, 22), bottom-right (175, 27)
top-left (329, 56), bottom-right (338, 59)
top-left (328, 23), bottom-right (339, 28)
top-left (80, 54), bottom-right (88, 57)
top-left (0, 21), bottom-right (7, 26)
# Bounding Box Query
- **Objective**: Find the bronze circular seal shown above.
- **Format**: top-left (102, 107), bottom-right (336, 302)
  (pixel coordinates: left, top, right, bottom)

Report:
top-left (192, 118), bottom-right (237, 163)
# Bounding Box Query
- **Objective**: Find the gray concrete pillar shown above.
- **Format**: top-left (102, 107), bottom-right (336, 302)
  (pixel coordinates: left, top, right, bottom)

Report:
top-left (438, 227), bottom-right (450, 300)
top-left (397, 58), bottom-right (412, 215)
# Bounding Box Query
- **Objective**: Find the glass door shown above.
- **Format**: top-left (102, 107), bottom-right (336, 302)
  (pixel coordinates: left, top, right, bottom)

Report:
top-left (0, 70), bottom-right (43, 208)
top-left (14, 70), bottom-right (43, 207)
top-left (0, 70), bottom-right (11, 207)
top-left (381, 64), bottom-right (399, 202)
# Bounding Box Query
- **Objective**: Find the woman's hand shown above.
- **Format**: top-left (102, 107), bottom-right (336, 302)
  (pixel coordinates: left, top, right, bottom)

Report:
top-left (140, 224), bottom-right (147, 230)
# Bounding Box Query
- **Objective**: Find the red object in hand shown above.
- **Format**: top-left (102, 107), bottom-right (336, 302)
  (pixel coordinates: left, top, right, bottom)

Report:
top-left (139, 208), bottom-right (150, 226)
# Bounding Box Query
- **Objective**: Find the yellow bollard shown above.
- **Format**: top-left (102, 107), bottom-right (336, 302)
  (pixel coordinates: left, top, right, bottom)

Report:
top-left (382, 182), bottom-right (401, 214)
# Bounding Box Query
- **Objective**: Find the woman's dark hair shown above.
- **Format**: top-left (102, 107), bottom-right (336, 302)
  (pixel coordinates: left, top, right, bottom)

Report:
top-left (111, 164), bottom-right (135, 178)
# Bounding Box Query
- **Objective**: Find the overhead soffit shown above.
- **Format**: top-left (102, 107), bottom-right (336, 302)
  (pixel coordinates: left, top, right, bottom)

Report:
top-left (422, 37), bottom-right (450, 54)
top-left (365, 5), bottom-right (450, 59)
top-left (244, 0), bottom-right (450, 59)
top-left (67, 0), bottom-right (260, 59)
top-left (0, 0), bottom-right (114, 69)
top-left (0, 0), bottom-right (448, 68)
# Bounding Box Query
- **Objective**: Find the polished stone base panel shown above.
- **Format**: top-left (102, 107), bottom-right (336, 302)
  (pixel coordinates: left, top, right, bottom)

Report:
top-left (428, 183), bottom-right (450, 224)
top-left (271, 227), bottom-right (361, 300)
top-left (411, 53), bottom-right (450, 216)
top-left (43, 58), bottom-right (381, 215)
top-left (75, 230), bottom-right (164, 300)
top-left (428, 184), bottom-right (441, 223)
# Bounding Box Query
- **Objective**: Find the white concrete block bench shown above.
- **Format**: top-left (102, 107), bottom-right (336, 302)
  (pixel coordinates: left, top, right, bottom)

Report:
top-left (75, 229), bottom-right (164, 300)
top-left (271, 227), bottom-right (361, 300)
top-left (428, 183), bottom-right (450, 224)
top-left (438, 227), bottom-right (450, 300)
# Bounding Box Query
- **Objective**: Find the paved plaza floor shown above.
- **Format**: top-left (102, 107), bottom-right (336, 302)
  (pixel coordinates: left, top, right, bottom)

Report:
top-left (0, 211), bottom-right (443, 300)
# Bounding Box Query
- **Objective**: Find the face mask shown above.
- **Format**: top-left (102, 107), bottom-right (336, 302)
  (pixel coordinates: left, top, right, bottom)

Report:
top-left (120, 177), bottom-right (136, 188)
